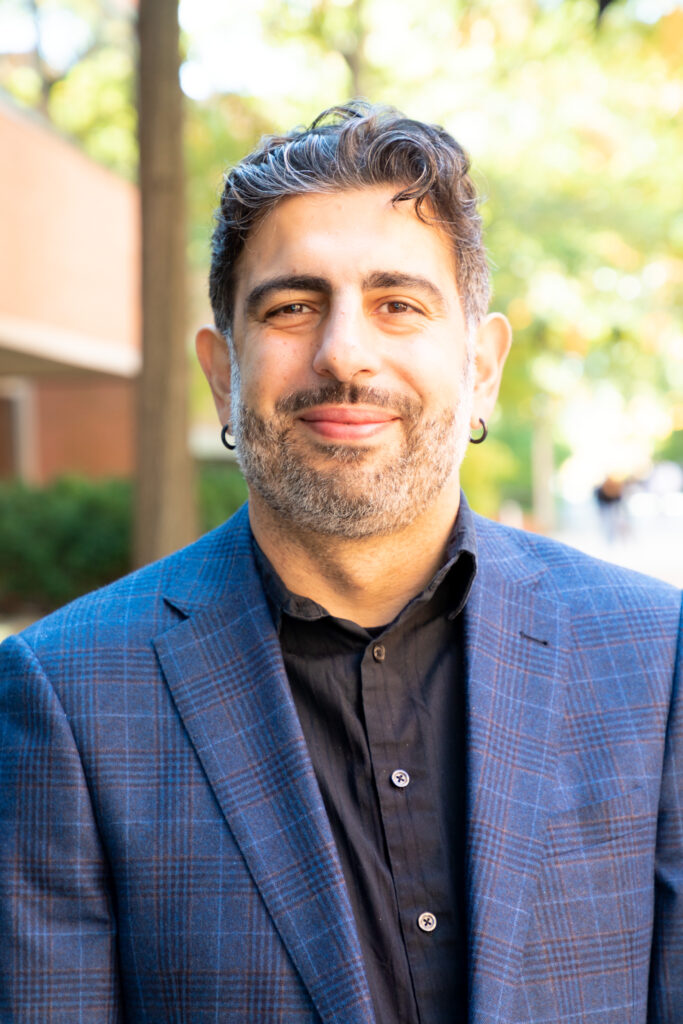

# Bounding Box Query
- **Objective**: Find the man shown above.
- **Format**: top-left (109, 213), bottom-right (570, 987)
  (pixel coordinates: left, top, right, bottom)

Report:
top-left (0, 103), bottom-right (681, 1024)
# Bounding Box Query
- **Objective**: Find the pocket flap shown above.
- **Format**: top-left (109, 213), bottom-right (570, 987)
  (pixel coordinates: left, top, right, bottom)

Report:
top-left (546, 785), bottom-right (650, 855)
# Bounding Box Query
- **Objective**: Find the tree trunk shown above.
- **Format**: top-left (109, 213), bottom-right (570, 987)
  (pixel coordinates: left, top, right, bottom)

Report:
top-left (135, 0), bottom-right (196, 566)
top-left (340, 0), bottom-right (366, 97)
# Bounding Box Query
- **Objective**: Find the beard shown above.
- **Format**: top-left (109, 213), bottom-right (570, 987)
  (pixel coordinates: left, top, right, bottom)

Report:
top-left (230, 352), bottom-right (474, 539)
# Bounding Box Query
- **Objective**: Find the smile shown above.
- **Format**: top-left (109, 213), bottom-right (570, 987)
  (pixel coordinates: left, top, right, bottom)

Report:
top-left (297, 405), bottom-right (400, 441)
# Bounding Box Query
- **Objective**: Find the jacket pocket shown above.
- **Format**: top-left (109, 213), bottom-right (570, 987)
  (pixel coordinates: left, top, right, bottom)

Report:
top-left (518, 786), bottom-right (655, 1022)
top-left (544, 784), bottom-right (651, 857)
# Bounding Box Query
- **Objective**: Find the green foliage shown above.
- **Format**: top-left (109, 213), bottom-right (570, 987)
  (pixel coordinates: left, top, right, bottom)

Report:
top-left (655, 430), bottom-right (683, 465)
top-left (197, 463), bottom-right (249, 532)
top-left (0, 0), bottom-right (137, 178)
top-left (48, 45), bottom-right (137, 178)
top-left (460, 435), bottom-right (522, 517)
top-left (0, 467), bottom-right (249, 613)
top-left (0, 476), bottom-right (131, 613)
top-left (261, 0), bottom-right (368, 95)
top-left (185, 94), bottom-right (276, 269)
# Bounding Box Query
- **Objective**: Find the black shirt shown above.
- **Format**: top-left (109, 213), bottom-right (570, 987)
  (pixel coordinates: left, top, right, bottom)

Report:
top-left (254, 504), bottom-right (477, 1024)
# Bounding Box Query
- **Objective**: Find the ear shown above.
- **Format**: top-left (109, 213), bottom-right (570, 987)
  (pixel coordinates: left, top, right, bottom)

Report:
top-left (195, 325), bottom-right (234, 426)
top-left (470, 312), bottom-right (512, 428)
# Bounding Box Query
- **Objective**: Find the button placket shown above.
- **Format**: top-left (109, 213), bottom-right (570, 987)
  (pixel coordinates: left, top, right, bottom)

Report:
top-left (359, 614), bottom-right (461, 1015)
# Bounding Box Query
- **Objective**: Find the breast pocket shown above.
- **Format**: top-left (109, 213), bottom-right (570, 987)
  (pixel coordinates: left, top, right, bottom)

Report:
top-left (519, 786), bottom-right (656, 1022)
top-left (539, 785), bottom-right (655, 933)
top-left (545, 785), bottom-right (651, 857)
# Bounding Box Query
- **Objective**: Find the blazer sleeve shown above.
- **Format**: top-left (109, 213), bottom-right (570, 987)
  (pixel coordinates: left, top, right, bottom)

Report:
top-left (649, 594), bottom-right (683, 1022)
top-left (0, 634), bottom-right (123, 1023)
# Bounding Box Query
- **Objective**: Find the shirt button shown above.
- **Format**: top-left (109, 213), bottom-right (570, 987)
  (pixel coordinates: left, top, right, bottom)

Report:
top-left (390, 769), bottom-right (410, 788)
top-left (417, 911), bottom-right (437, 933)
top-left (372, 643), bottom-right (386, 662)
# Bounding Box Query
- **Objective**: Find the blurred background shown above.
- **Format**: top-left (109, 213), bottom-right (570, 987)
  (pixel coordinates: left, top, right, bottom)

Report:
top-left (0, 0), bottom-right (681, 632)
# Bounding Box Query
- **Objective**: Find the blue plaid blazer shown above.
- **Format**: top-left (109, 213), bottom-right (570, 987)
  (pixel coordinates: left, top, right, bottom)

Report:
top-left (1, 504), bottom-right (681, 1023)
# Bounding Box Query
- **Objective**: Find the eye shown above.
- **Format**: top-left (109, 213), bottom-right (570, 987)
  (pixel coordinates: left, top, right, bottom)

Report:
top-left (377, 300), bottom-right (422, 315)
top-left (266, 302), bottom-right (312, 318)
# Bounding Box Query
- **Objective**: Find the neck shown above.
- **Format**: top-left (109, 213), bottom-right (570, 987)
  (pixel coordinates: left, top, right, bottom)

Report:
top-left (248, 480), bottom-right (462, 628)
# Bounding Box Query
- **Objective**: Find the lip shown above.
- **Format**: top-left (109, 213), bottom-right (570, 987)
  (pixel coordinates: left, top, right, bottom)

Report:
top-left (297, 404), bottom-right (399, 441)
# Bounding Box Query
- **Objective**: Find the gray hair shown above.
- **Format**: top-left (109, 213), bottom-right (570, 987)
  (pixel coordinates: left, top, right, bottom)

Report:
top-left (209, 101), bottom-right (490, 334)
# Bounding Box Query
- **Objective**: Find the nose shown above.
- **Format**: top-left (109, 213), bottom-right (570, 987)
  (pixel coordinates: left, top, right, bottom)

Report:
top-left (312, 300), bottom-right (381, 382)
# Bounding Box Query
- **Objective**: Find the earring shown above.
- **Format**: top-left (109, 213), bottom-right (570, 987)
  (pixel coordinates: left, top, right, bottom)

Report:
top-left (221, 424), bottom-right (236, 450)
top-left (469, 418), bottom-right (488, 444)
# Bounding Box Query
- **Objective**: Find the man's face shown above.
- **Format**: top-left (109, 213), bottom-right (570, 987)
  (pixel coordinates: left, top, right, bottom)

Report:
top-left (199, 186), bottom-right (507, 538)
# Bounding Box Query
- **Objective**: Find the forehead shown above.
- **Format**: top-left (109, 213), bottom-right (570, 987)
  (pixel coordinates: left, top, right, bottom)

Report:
top-left (233, 186), bottom-right (458, 300)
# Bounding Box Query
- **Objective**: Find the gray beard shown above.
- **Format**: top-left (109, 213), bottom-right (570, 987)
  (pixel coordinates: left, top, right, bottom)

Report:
top-left (230, 357), bottom-right (474, 539)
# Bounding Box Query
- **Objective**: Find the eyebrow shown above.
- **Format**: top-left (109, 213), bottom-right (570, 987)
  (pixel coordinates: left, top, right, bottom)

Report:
top-left (245, 276), bottom-right (330, 318)
top-left (244, 270), bottom-right (447, 318)
top-left (362, 271), bottom-right (447, 310)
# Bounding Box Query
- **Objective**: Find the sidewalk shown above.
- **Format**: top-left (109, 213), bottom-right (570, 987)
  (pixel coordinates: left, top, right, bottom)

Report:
top-left (553, 496), bottom-right (683, 589)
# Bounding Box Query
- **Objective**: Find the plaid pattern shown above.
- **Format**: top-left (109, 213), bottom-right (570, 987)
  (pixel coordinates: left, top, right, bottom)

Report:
top-left (0, 503), bottom-right (681, 1022)
top-left (467, 520), bottom-right (682, 1023)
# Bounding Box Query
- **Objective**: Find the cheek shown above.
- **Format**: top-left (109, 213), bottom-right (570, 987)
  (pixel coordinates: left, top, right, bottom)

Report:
top-left (396, 340), bottom-right (466, 407)
top-left (239, 335), bottom-right (311, 405)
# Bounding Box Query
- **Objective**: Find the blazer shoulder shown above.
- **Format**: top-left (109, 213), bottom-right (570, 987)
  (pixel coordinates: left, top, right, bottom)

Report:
top-left (473, 512), bottom-right (682, 618)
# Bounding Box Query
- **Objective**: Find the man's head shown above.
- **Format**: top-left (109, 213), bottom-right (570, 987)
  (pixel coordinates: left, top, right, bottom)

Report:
top-left (198, 103), bottom-right (510, 540)
top-left (209, 102), bottom-right (490, 338)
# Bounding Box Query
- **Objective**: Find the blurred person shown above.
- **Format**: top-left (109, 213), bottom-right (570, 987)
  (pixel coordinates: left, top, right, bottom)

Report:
top-left (1, 103), bottom-right (681, 1024)
top-left (594, 473), bottom-right (629, 542)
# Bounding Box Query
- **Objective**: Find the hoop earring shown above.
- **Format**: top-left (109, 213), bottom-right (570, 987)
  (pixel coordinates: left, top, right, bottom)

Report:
top-left (220, 425), bottom-right (236, 451)
top-left (469, 418), bottom-right (488, 445)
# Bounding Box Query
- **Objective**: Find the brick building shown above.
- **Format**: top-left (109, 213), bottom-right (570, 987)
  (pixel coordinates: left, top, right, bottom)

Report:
top-left (0, 95), bottom-right (140, 482)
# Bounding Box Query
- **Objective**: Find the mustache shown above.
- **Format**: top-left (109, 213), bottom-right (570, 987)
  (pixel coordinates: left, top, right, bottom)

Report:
top-left (274, 381), bottom-right (421, 420)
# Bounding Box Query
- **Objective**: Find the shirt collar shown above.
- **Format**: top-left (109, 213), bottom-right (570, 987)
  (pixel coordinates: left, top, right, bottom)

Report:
top-left (253, 492), bottom-right (478, 632)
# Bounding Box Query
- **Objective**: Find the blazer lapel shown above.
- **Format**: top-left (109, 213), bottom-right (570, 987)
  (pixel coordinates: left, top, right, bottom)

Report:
top-left (465, 521), bottom-right (569, 1023)
top-left (153, 515), bottom-right (374, 1024)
